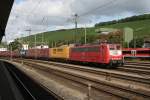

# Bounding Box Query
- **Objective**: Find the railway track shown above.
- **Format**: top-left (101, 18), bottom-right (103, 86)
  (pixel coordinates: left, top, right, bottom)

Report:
top-left (124, 65), bottom-right (150, 70)
top-left (118, 65), bottom-right (150, 75)
top-left (118, 61), bottom-right (150, 75)
top-left (2, 57), bottom-right (150, 75)
top-left (11, 59), bottom-right (150, 100)
top-left (125, 61), bottom-right (150, 67)
top-left (15, 57), bottom-right (150, 75)
top-left (14, 58), bottom-right (150, 84)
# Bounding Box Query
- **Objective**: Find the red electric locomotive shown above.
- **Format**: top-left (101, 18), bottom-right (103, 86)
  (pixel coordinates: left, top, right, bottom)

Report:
top-left (69, 43), bottom-right (123, 67)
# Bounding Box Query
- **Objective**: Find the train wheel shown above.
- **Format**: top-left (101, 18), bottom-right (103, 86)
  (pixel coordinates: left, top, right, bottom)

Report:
top-left (119, 60), bottom-right (124, 67)
top-left (107, 62), bottom-right (112, 69)
top-left (106, 65), bottom-right (111, 69)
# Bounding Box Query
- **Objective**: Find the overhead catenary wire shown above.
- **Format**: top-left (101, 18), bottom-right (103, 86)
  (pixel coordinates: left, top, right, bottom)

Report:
top-left (66, 0), bottom-right (119, 26)
top-left (65, 0), bottom-right (119, 44)
top-left (79, 0), bottom-right (118, 17)
top-left (5, 0), bottom-right (44, 43)
top-left (8, 0), bottom-right (120, 44)
top-left (27, 0), bottom-right (43, 18)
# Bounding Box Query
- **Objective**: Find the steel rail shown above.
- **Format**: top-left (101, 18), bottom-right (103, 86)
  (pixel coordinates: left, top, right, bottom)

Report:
top-left (12, 59), bottom-right (150, 99)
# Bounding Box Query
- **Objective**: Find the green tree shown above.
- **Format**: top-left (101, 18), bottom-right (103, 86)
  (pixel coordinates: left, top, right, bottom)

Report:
top-left (79, 35), bottom-right (97, 44)
top-left (0, 42), bottom-right (7, 48)
top-left (8, 39), bottom-right (22, 51)
top-left (129, 38), bottom-right (144, 48)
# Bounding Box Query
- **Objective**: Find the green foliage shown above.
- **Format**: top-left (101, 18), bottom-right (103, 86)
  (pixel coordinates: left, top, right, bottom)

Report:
top-left (86, 35), bottom-right (97, 43)
top-left (95, 14), bottom-right (150, 27)
top-left (8, 39), bottom-right (21, 51)
top-left (99, 19), bottom-right (150, 38)
top-left (23, 28), bottom-right (96, 47)
top-left (79, 35), bottom-right (97, 44)
top-left (0, 42), bottom-right (7, 48)
top-left (108, 35), bottom-right (122, 44)
top-left (129, 38), bottom-right (144, 48)
top-left (123, 42), bottom-right (129, 48)
top-left (21, 14), bottom-right (150, 47)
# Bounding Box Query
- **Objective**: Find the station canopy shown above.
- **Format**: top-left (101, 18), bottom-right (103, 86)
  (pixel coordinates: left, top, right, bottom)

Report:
top-left (0, 0), bottom-right (14, 42)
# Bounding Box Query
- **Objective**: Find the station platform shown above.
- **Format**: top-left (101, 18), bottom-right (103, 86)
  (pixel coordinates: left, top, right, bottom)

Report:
top-left (0, 61), bottom-right (24, 100)
top-left (0, 60), bottom-right (58, 100)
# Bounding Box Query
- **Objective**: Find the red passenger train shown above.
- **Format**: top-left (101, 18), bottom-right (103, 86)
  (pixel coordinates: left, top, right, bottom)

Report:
top-left (123, 48), bottom-right (150, 59)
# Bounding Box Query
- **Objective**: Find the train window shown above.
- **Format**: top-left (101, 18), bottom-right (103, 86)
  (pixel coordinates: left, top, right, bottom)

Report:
top-left (72, 48), bottom-right (78, 52)
top-left (77, 48), bottom-right (84, 52)
top-left (109, 45), bottom-right (115, 50)
top-left (123, 51), bottom-right (131, 54)
top-left (86, 47), bottom-right (99, 52)
top-left (53, 49), bottom-right (56, 54)
top-left (116, 45), bottom-right (121, 50)
top-left (137, 50), bottom-right (150, 54)
top-left (72, 47), bottom-right (99, 52)
top-left (84, 48), bottom-right (88, 52)
top-left (72, 48), bottom-right (77, 52)
top-left (53, 49), bottom-right (56, 51)
top-left (131, 50), bottom-right (136, 56)
top-left (109, 47), bottom-right (115, 50)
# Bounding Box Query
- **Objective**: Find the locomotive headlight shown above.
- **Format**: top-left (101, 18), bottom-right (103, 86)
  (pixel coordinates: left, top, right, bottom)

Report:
top-left (117, 50), bottom-right (122, 55)
top-left (110, 50), bottom-right (117, 55)
top-left (110, 50), bottom-right (122, 56)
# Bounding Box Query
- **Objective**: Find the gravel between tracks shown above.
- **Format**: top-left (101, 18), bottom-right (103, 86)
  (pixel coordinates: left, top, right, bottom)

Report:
top-left (12, 59), bottom-right (150, 99)
top-left (11, 61), bottom-right (88, 100)
top-left (5, 59), bottom-right (150, 100)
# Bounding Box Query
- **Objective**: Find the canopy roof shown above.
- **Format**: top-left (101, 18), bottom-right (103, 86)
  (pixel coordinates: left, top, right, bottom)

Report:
top-left (0, 0), bottom-right (14, 42)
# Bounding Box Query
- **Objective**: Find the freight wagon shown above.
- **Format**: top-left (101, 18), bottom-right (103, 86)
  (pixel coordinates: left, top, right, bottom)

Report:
top-left (50, 45), bottom-right (71, 59)
top-left (26, 48), bottom-right (50, 59)
top-left (0, 43), bottom-right (124, 68)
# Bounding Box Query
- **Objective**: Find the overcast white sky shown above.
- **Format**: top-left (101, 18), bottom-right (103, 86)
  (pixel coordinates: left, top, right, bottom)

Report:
top-left (3, 0), bottom-right (150, 42)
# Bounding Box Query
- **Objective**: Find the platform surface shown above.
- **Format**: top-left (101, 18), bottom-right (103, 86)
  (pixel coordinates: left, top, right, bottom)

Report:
top-left (0, 61), bottom-right (24, 100)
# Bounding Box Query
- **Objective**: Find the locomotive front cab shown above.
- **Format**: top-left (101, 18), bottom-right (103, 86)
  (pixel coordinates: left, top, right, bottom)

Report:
top-left (109, 44), bottom-right (124, 66)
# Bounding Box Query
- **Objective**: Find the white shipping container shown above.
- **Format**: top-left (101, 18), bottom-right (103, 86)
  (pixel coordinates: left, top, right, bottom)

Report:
top-left (0, 48), bottom-right (8, 51)
top-left (22, 44), bottom-right (29, 50)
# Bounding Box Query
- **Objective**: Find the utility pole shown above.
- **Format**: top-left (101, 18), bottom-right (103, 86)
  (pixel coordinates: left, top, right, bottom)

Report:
top-left (25, 29), bottom-right (31, 45)
top-left (41, 17), bottom-right (45, 45)
top-left (84, 25), bottom-right (87, 44)
top-left (21, 33), bottom-right (24, 44)
top-left (10, 45), bottom-right (12, 61)
top-left (74, 13), bottom-right (78, 43)
top-left (42, 33), bottom-right (44, 44)
top-left (19, 33), bottom-right (23, 64)
top-left (133, 36), bottom-right (136, 48)
top-left (34, 33), bottom-right (37, 59)
top-left (4, 35), bottom-right (8, 49)
top-left (133, 28), bottom-right (143, 48)
top-left (55, 41), bottom-right (56, 47)
top-left (34, 34), bottom-right (37, 48)
top-left (51, 41), bottom-right (53, 48)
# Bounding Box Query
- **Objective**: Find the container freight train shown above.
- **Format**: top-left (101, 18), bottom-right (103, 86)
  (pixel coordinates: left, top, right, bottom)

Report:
top-left (0, 43), bottom-right (124, 68)
top-left (123, 48), bottom-right (150, 60)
